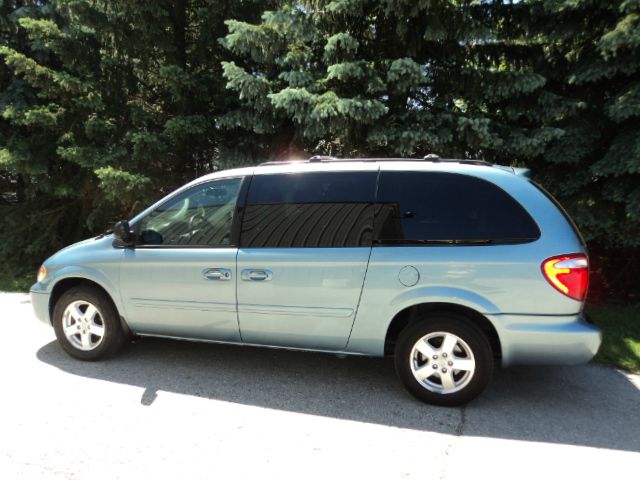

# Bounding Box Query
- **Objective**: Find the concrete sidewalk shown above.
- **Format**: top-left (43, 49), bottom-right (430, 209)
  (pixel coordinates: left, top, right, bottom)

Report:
top-left (1, 292), bottom-right (639, 479)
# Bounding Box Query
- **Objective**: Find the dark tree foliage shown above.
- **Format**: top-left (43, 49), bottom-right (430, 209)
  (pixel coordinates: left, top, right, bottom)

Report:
top-left (497, 0), bottom-right (640, 296)
top-left (0, 0), bottom-right (271, 274)
top-left (221, 0), bottom-right (640, 298)
top-left (0, 0), bottom-right (638, 297)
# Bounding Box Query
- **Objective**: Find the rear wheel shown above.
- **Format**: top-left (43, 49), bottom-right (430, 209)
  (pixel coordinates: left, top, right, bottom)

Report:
top-left (52, 286), bottom-right (125, 360)
top-left (394, 314), bottom-right (493, 406)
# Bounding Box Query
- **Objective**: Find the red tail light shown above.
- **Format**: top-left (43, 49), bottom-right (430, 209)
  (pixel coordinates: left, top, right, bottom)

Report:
top-left (541, 253), bottom-right (589, 301)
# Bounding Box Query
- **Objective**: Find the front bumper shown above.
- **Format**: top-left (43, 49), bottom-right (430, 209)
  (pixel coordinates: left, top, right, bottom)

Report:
top-left (30, 289), bottom-right (51, 325)
top-left (487, 313), bottom-right (602, 367)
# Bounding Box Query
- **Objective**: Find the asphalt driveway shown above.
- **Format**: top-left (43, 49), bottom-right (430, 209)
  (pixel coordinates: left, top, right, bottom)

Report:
top-left (2, 292), bottom-right (639, 479)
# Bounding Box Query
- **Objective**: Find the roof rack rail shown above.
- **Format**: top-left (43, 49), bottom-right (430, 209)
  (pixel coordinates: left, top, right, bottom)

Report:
top-left (308, 155), bottom-right (338, 162)
top-left (258, 155), bottom-right (493, 166)
top-left (258, 155), bottom-right (338, 166)
top-left (258, 159), bottom-right (306, 166)
top-left (422, 153), bottom-right (492, 166)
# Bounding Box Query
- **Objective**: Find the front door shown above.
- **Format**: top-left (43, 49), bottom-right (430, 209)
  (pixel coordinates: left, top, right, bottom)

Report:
top-left (236, 167), bottom-right (378, 350)
top-left (119, 176), bottom-right (244, 341)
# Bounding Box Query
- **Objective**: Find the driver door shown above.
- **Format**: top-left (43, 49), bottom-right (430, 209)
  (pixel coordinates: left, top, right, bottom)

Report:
top-left (118, 176), bottom-right (244, 341)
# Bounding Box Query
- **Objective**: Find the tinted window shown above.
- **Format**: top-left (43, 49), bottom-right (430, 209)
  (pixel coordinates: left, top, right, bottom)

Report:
top-left (375, 172), bottom-right (540, 244)
top-left (137, 177), bottom-right (242, 246)
top-left (241, 171), bottom-right (377, 248)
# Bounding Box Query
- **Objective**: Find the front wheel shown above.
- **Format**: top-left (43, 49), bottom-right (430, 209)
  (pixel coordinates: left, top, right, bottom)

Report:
top-left (394, 315), bottom-right (493, 406)
top-left (52, 286), bottom-right (125, 361)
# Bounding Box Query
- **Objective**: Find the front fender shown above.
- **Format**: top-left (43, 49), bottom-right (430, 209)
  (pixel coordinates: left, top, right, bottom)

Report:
top-left (41, 265), bottom-right (124, 318)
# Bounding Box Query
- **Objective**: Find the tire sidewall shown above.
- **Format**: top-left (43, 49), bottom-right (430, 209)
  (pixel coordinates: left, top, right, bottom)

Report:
top-left (52, 286), bottom-right (123, 361)
top-left (395, 315), bottom-right (494, 406)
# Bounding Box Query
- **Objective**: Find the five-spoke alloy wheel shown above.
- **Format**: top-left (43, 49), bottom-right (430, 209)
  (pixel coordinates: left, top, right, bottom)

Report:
top-left (62, 300), bottom-right (106, 351)
top-left (395, 314), bottom-right (493, 406)
top-left (53, 286), bottom-right (125, 360)
top-left (410, 331), bottom-right (476, 394)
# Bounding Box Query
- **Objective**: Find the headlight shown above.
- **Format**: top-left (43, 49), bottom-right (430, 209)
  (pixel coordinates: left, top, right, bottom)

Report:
top-left (37, 265), bottom-right (48, 283)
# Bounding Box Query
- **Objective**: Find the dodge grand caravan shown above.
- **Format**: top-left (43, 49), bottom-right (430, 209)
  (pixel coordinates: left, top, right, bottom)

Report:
top-left (30, 156), bottom-right (602, 405)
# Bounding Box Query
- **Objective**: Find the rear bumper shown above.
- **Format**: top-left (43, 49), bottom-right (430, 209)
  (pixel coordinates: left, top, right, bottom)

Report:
top-left (30, 289), bottom-right (51, 326)
top-left (487, 313), bottom-right (602, 367)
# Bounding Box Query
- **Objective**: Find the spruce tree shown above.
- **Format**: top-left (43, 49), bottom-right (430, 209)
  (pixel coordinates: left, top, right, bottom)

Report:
top-left (221, 0), bottom-right (639, 266)
top-left (492, 0), bottom-right (640, 294)
top-left (0, 0), bottom-right (271, 276)
top-left (1, 0), bottom-right (638, 295)
top-left (520, 0), bottom-right (640, 251)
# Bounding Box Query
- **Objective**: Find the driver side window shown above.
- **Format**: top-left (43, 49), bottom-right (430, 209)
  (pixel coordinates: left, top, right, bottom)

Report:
top-left (136, 177), bottom-right (242, 246)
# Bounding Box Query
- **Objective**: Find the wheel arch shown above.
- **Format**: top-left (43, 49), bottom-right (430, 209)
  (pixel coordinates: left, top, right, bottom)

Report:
top-left (384, 302), bottom-right (501, 359)
top-left (49, 277), bottom-right (131, 337)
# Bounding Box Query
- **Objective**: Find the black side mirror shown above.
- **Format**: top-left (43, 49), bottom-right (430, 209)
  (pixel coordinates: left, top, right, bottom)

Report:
top-left (114, 220), bottom-right (134, 246)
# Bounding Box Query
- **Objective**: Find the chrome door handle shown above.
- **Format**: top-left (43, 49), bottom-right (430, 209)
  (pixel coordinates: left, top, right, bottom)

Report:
top-left (202, 268), bottom-right (232, 281)
top-left (241, 269), bottom-right (273, 282)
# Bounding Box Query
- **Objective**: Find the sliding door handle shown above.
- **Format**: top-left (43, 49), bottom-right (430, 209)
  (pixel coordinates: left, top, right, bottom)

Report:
top-left (241, 269), bottom-right (273, 282)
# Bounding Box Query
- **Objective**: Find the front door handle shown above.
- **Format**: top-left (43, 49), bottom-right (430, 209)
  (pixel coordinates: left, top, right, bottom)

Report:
top-left (241, 269), bottom-right (273, 282)
top-left (202, 268), bottom-right (232, 281)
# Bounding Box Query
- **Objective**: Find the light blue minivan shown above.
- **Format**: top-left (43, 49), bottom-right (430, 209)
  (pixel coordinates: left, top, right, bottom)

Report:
top-left (30, 157), bottom-right (601, 405)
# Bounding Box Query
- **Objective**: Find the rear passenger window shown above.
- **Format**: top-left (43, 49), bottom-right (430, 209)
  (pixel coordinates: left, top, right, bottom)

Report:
top-left (240, 171), bottom-right (377, 248)
top-left (374, 172), bottom-right (540, 244)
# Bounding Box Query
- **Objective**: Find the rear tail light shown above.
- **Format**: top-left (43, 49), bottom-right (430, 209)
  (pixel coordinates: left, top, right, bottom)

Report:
top-left (541, 253), bottom-right (589, 301)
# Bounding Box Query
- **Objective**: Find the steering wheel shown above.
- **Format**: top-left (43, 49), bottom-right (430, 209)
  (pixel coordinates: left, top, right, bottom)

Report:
top-left (189, 211), bottom-right (208, 232)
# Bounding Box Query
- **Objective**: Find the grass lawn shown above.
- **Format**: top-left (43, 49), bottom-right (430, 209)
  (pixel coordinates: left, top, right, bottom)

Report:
top-left (587, 304), bottom-right (640, 374)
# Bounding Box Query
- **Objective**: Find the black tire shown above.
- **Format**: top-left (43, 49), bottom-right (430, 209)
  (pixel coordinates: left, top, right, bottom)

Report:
top-left (394, 313), bottom-right (493, 406)
top-left (52, 286), bottom-right (125, 361)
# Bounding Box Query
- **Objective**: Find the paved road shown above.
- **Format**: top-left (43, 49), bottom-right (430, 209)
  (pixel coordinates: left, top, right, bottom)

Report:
top-left (1, 292), bottom-right (639, 479)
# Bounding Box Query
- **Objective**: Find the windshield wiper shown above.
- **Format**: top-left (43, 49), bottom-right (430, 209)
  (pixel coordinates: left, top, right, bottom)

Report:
top-left (95, 229), bottom-right (113, 240)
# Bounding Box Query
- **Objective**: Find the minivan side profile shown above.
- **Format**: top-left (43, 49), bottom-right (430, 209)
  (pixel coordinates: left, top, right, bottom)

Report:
top-left (30, 157), bottom-right (601, 405)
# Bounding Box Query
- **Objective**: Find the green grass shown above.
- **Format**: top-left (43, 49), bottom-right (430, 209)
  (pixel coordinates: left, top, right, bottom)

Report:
top-left (588, 304), bottom-right (640, 374)
top-left (0, 268), bottom-right (34, 292)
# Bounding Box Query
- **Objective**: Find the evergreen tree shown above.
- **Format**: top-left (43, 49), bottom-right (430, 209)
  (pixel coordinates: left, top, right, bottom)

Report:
top-left (0, 0), bottom-right (271, 275)
top-left (221, 0), bottom-right (640, 294)
top-left (220, 1), bottom-right (553, 159)
top-left (508, 0), bottom-right (640, 250)
top-left (0, 0), bottom-right (76, 274)
top-left (0, 0), bottom-right (638, 295)
top-left (493, 0), bottom-right (640, 293)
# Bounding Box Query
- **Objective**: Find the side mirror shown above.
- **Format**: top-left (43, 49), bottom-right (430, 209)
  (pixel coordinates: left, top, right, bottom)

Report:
top-left (114, 220), bottom-right (134, 246)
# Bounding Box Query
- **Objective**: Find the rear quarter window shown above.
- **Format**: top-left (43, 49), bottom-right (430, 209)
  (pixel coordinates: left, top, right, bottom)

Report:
top-left (374, 171), bottom-right (540, 245)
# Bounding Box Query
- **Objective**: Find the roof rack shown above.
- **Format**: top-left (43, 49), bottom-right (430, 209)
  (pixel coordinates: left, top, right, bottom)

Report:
top-left (258, 159), bottom-right (308, 166)
top-left (259, 154), bottom-right (493, 166)
top-left (308, 155), bottom-right (338, 162)
top-left (421, 154), bottom-right (493, 166)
